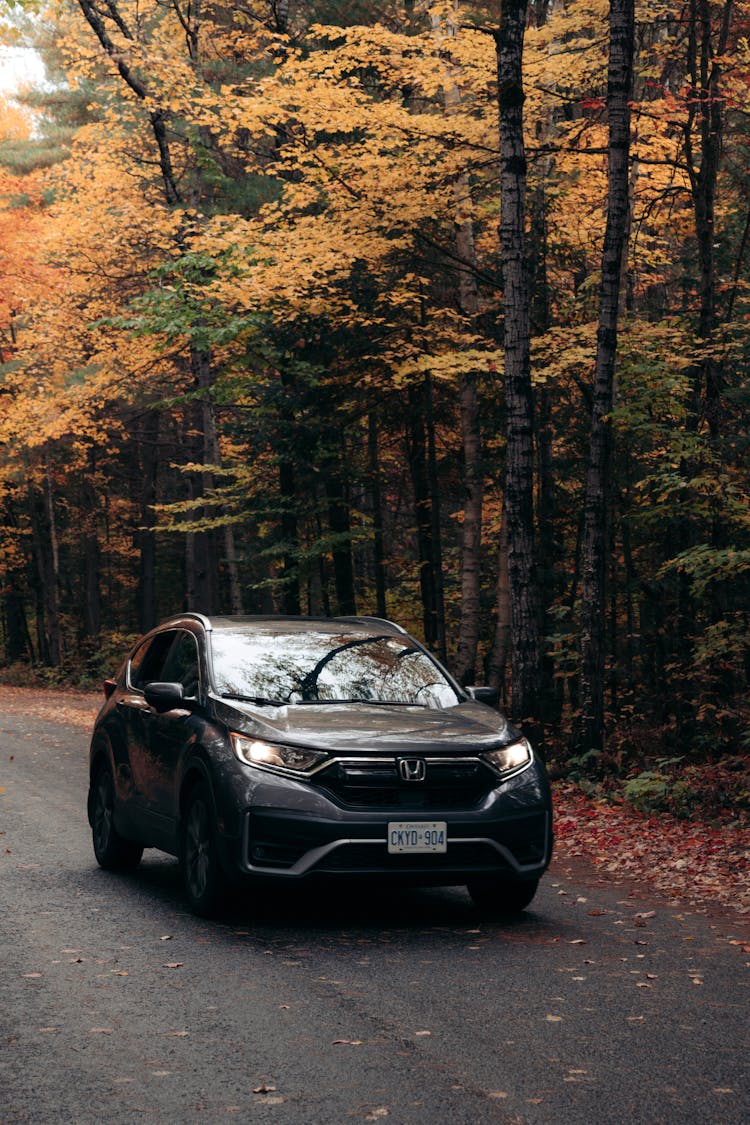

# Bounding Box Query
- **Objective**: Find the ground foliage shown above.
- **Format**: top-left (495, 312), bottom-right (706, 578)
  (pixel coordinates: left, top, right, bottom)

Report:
top-left (555, 784), bottom-right (750, 917)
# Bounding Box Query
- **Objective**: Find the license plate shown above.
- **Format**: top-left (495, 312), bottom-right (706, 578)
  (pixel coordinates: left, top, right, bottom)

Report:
top-left (387, 821), bottom-right (447, 854)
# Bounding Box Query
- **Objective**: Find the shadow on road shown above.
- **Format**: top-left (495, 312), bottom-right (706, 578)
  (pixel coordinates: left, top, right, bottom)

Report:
top-left (82, 851), bottom-right (571, 947)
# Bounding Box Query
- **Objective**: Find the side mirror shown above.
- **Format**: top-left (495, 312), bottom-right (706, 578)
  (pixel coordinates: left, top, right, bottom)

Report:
top-left (144, 681), bottom-right (185, 712)
top-left (465, 685), bottom-right (500, 709)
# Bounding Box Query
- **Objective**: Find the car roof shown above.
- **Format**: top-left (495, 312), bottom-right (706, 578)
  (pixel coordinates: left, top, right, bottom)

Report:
top-left (155, 613), bottom-right (409, 637)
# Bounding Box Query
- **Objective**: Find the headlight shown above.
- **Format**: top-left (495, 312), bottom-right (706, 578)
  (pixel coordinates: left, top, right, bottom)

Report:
top-left (482, 738), bottom-right (533, 777)
top-left (230, 733), bottom-right (328, 777)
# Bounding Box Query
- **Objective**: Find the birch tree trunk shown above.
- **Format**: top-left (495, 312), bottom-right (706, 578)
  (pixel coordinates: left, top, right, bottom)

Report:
top-left (575, 0), bottom-right (635, 752)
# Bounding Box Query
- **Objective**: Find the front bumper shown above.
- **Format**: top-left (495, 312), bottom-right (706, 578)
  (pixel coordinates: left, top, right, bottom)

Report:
top-left (239, 805), bottom-right (553, 883)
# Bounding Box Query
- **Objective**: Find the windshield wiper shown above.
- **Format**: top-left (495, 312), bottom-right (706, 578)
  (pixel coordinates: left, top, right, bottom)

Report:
top-left (296, 698), bottom-right (423, 707)
top-left (218, 692), bottom-right (286, 707)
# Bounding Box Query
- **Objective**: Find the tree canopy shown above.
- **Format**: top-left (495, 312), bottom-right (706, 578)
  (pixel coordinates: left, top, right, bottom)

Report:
top-left (1, 0), bottom-right (748, 768)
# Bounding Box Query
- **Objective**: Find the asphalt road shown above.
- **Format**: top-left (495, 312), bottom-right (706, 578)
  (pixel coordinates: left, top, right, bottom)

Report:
top-left (1, 707), bottom-right (748, 1125)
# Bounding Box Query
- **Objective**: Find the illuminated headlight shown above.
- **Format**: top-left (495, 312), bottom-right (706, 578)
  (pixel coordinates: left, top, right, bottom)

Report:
top-left (230, 733), bottom-right (328, 776)
top-left (482, 738), bottom-right (533, 777)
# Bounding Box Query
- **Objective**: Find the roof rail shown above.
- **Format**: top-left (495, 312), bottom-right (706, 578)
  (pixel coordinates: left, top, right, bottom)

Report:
top-left (332, 616), bottom-right (408, 635)
top-left (158, 612), bottom-right (213, 631)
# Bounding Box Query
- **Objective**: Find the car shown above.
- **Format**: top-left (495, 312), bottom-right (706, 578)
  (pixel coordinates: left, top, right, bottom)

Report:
top-left (87, 613), bottom-right (553, 916)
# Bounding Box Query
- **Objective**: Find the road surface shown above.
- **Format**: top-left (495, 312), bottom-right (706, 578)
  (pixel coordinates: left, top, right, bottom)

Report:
top-left (1, 704), bottom-right (747, 1123)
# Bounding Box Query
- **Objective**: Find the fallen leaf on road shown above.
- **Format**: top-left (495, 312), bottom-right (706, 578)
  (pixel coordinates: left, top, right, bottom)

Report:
top-left (253, 1084), bottom-right (276, 1094)
top-left (333, 1039), bottom-right (364, 1046)
top-left (162, 962), bottom-right (184, 969)
top-left (364, 1109), bottom-right (390, 1121)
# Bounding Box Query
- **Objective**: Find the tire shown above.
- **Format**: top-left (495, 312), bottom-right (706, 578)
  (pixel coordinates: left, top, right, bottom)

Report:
top-left (467, 876), bottom-right (539, 915)
top-left (90, 764), bottom-right (144, 871)
top-left (180, 784), bottom-right (227, 917)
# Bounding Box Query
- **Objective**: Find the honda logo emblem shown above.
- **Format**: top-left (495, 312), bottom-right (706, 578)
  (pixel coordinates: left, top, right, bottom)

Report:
top-left (398, 758), bottom-right (426, 782)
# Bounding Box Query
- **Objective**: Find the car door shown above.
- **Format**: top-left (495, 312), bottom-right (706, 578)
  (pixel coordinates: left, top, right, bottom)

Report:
top-left (144, 629), bottom-right (202, 822)
top-left (119, 629), bottom-right (179, 819)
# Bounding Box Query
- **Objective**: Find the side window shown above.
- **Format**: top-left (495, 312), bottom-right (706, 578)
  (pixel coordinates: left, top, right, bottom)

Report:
top-left (129, 632), bottom-right (178, 691)
top-left (160, 631), bottom-right (201, 697)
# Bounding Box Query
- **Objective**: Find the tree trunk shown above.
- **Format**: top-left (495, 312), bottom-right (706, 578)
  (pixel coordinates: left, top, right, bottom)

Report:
top-left (424, 373), bottom-right (447, 663)
top-left (575, 0), bottom-right (635, 752)
top-left (406, 381), bottom-right (440, 651)
top-left (495, 1), bottom-right (540, 725)
top-left (1, 501), bottom-right (33, 663)
top-left (82, 472), bottom-right (101, 639)
top-left (189, 345), bottom-right (220, 613)
top-left (325, 466), bottom-right (356, 617)
top-left (430, 2), bottom-right (483, 683)
top-left (487, 511), bottom-right (511, 703)
top-left (685, 0), bottom-right (733, 439)
top-left (368, 413), bottom-right (387, 619)
top-left (28, 469), bottom-right (62, 666)
top-left (136, 410), bottom-right (159, 633)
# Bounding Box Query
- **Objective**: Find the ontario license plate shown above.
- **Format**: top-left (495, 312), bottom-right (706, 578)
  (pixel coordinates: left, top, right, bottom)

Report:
top-left (387, 821), bottom-right (447, 854)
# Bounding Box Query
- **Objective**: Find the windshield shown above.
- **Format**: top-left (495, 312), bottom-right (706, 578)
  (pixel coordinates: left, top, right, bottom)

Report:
top-left (210, 630), bottom-right (460, 708)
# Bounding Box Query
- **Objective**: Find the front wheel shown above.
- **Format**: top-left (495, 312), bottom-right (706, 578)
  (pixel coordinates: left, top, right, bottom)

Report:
top-left (180, 784), bottom-right (227, 917)
top-left (467, 876), bottom-right (539, 915)
top-left (90, 764), bottom-right (143, 871)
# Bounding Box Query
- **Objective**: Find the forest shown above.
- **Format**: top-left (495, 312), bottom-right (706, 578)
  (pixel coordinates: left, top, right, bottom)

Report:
top-left (0, 1), bottom-right (748, 786)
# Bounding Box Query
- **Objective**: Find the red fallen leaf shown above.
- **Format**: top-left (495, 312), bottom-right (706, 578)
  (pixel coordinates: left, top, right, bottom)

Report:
top-left (588, 909), bottom-right (607, 916)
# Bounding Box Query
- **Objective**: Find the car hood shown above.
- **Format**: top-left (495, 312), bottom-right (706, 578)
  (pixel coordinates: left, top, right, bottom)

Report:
top-left (212, 697), bottom-right (514, 754)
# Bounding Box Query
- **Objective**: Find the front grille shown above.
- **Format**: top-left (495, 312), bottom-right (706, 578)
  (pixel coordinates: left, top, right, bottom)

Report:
top-left (315, 756), bottom-right (494, 810)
